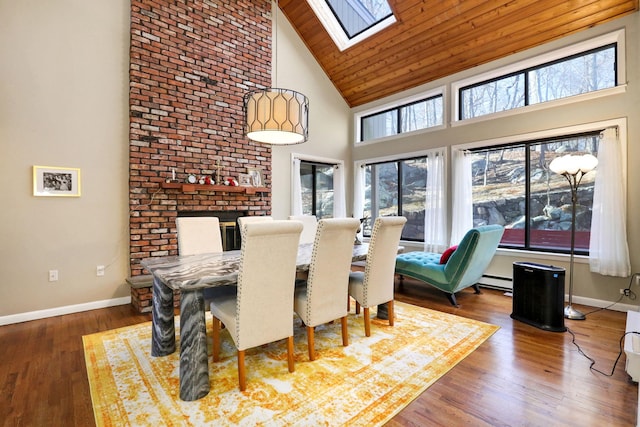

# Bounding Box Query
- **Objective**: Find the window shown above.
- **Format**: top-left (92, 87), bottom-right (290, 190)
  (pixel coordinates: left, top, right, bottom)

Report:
top-left (299, 161), bottom-right (335, 219)
top-left (307, 0), bottom-right (396, 51)
top-left (359, 94), bottom-right (443, 142)
top-left (362, 157), bottom-right (428, 241)
top-left (459, 42), bottom-right (617, 120)
top-left (468, 132), bottom-right (600, 254)
top-left (326, 0), bottom-right (393, 39)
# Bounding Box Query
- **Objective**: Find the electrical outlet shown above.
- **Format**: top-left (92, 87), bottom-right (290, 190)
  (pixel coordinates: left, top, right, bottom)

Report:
top-left (636, 274), bottom-right (640, 286)
top-left (620, 288), bottom-right (626, 295)
top-left (48, 270), bottom-right (58, 282)
top-left (96, 265), bottom-right (105, 277)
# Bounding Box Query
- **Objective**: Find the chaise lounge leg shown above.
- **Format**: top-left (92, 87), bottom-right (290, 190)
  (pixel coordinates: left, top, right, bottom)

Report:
top-left (446, 292), bottom-right (459, 307)
top-left (473, 284), bottom-right (482, 294)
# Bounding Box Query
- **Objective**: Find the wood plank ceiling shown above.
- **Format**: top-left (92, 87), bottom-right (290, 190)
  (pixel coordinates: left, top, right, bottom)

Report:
top-left (280, 0), bottom-right (639, 107)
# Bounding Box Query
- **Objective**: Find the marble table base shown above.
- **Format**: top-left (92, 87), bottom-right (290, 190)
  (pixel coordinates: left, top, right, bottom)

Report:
top-left (151, 277), bottom-right (210, 401)
top-left (178, 289), bottom-right (210, 401)
top-left (151, 277), bottom-right (176, 356)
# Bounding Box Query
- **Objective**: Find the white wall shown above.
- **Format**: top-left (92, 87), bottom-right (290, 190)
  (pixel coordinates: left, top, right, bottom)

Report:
top-left (0, 1), bottom-right (131, 321)
top-left (352, 12), bottom-right (640, 309)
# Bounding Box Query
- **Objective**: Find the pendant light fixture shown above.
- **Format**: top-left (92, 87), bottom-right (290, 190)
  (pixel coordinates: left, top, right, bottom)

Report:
top-left (244, 1), bottom-right (309, 145)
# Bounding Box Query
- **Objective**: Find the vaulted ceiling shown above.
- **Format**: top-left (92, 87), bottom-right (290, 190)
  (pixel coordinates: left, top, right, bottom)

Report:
top-left (280, 0), bottom-right (639, 107)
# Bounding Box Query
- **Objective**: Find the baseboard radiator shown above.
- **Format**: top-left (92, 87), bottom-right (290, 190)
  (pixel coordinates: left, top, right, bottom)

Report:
top-left (478, 274), bottom-right (513, 291)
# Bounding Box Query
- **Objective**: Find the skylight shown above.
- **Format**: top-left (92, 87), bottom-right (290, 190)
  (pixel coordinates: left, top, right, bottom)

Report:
top-left (307, 0), bottom-right (395, 51)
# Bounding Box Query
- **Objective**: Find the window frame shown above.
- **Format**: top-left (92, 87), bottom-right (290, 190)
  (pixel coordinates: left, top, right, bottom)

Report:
top-left (292, 153), bottom-right (344, 219)
top-left (354, 87), bottom-right (446, 145)
top-left (453, 117), bottom-right (627, 261)
top-left (451, 29), bottom-right (626, 125)
top-left (355, 148), bottom-right (445, 242)
top-left (299, 160), bottom-right (335, 219)
top-left (307, 0), bottom-right (396, 52)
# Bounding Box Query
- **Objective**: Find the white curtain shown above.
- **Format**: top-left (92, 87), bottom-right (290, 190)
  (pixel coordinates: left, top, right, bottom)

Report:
top-left (353, 164), bottom-right (366, 241)
top-left (451, 149), bottom-right (473, 244)
top-left (333, 165), bottom-right (346, 218)
top-left (589, 127), bottom-right (630, 276)
top-left (423, 148), bottom-right (447, 252)
top-left (291, 158), bottom-right (303, 216)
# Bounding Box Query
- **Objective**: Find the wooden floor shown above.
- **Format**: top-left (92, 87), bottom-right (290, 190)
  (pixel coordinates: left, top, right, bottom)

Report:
top-left (1, 278), bottom-right (637, 426)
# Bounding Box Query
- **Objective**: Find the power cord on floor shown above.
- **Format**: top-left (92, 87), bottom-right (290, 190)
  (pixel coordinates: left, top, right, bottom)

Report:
top-left (567, 273), bottom-right (640, 377)
top-left (567, 328), bottom-right (640, 377)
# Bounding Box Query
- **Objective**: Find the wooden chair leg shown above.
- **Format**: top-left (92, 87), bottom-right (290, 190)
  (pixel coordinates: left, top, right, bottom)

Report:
top-left (212, 316), bottom-right (221, 362)
top-left (364, 307), bottom-right (371, 337)
top-left (355, 301), bottom-right (361, 315)
top-left (287, 336), bottom-right (295, 373)
top-left (388, 300), bottom-right (394, 327)
top-left (347, 296), bottom-right (350, 312)
top-left (238, 350), bottom-right (246, 391)
top-left (306, 326), bottom-right (315, 361)
top-left (341, 316), bottom-right (348, 346)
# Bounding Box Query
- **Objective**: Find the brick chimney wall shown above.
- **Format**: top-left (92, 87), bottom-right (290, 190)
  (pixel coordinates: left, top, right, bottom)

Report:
top-left (128, 0), bottom-right (272, 276)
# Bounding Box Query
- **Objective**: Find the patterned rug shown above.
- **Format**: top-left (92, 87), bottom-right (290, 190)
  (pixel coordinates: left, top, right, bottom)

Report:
top-left (83, 301), bottom-right (498, 426)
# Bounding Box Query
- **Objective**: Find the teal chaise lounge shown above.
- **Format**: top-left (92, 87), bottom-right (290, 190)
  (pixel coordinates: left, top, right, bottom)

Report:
top-left (395, 224), bottom-right (505, 306)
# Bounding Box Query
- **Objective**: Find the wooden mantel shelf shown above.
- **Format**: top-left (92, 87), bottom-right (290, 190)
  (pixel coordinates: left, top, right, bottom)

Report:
top-left (160, 182), bottom-right (269, 194)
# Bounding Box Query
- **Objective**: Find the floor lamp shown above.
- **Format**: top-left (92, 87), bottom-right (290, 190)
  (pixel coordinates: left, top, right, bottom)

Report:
top-left (549, 154), bottom-right (598, 320)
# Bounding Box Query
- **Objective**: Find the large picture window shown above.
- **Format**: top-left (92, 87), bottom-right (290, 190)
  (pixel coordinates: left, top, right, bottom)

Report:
top-left (468, 132), bottom-right (600, 254)
top-left (362, 157), bottom-right (428, 241)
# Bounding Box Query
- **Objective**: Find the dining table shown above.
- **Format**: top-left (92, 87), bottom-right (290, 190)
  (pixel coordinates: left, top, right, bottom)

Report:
top-left (141, 242), bottom-right (371, 401)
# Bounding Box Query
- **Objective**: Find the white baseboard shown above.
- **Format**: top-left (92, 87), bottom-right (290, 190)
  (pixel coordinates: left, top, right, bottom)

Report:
top-left (570, 295), bottom-right (639, 313)
top-left (0, 296), bottom-right (131, 326)
top-left (479, 275), bottom-right (513, 290)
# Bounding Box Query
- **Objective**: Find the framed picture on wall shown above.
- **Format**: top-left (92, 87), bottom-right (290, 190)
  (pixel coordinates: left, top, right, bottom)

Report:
top-left (238, 173), bottom-right (252, 187)
top-left (247, 167), bottom-right (263, 187)
top-left (33, 165), bottom-right (81, 197)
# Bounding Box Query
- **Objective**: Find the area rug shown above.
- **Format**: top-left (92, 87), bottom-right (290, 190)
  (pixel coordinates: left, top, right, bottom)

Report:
top-left (83, 301), bottom-right (498, 426)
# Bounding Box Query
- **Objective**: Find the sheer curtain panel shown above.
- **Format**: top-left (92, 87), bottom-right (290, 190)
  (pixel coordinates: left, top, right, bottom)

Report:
top-left (589, 127), bottom-right (630, 276)
top-left (451, 149), bottom-right (473, 245)
top-left (333, 165), bottom-right (346, 218)
top-left (423, 148), bottom-right (447, 252)
top-left (292, 158), bottom-right (303, 216)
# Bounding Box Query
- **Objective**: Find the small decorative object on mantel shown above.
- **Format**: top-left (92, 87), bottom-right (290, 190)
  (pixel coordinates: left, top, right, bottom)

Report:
top-left (186, 174), bottom-right (197, 184)
top-left (215, 159), bottom-right (222, 185)
top-left (225, 177), bottom-right (238, 186)
top-left (166, 168), bottom-right (179, 183)
top-left (247, 167), bottom-right (263, 187)
top-left (238, 173), bottom-right (252, 187)
top-left (204, 176), bottom-right (214, 185)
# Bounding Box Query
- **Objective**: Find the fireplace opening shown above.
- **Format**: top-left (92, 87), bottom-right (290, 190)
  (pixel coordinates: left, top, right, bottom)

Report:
top-left (177, 211), bottom-right (247, 251)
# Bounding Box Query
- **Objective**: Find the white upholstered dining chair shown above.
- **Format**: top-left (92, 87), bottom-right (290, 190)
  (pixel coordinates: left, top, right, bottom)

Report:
top-left (288, 214), bottom-right (318, 244)
top-left (294, 218), bottom-right (360, 360)
top-left (175, 217), bottom-right (223, 255)
top-left (236, 215), bottom-right (273, 241)
top-left (348, 216), bottom-right (407, 337)
top-left (210, 220), bottom-right (302, 391)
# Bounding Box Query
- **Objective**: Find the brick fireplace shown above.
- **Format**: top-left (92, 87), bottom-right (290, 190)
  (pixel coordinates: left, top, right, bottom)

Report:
top-left (128, 0), bottom-right (273, 282)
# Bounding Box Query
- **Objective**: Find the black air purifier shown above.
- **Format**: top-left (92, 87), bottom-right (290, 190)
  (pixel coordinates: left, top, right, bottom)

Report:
top-left (511, 262), bottom-right (566, 332)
